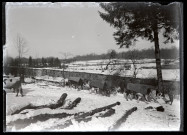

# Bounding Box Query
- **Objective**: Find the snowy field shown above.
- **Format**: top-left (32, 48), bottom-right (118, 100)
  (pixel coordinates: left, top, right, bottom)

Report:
top-left (5, 78), bottom-right (181, 132)
top-left (39, 59), bottom-right (179, 81)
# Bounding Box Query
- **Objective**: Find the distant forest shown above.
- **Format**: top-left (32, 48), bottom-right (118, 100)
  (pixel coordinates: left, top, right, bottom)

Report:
top-left (4, 47), bottom-right (179, 68)
top-left (73, 47), bottom-right (179, 61)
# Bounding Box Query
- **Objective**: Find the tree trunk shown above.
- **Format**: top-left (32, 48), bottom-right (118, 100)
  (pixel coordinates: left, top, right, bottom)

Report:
top-left (62, 63), bottom-right (65, 78)
top-left (64, 97), bottom-right (81, 109)
top-left (153, 21), bottom-right (164, 96)
top-left (108, 107), bottom-right (137, 131)
top-left (8, 112), bottom-right (73, 130)
top-left (11, 93), bottom-right (67, 115)
top-left (75, 101), bottom-right (120, 121)
top-left (45, 102), bottom-right (120, 130)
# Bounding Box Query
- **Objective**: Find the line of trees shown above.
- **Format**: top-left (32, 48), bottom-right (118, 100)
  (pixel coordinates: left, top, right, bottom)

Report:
top-left (4, 56), bottom-right (62, 68)
top-left (28, 56), bottom-right (61, 68)
top-left (4, 47), bottom-right (179, 68)
top-left (72, 47), bottom-right (179, 61)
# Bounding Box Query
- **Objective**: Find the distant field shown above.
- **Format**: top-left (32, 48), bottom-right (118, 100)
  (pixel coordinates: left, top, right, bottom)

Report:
top-left (29, 59), bottom-right (179, 81)
top-left (58, 59), bottom-right (180, 81)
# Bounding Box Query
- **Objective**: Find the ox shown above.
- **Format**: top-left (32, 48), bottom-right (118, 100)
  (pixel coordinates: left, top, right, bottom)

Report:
top-left (90, 80), bottom-right (111, 96)
top-left (3, 77), bottom-right (23, 97)
top-left (67, 77), bottom-right (84, 90)
top-left (124, 83), bottom-right (160, 103)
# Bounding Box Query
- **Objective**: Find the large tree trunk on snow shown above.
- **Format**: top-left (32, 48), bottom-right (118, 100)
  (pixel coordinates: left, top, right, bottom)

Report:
top-left (7, 112), bottom-right (73, 130)
top-left (45, 102), bottom-right (120, 130)
top-left (153, 21), bottom-right (164, 96)
top-left (11, 93), bottom-right (67, 115)
top-left (64, 97), bottom-right (81, 109)
top-left (108, 107), bottom-right (137, 131)
top-left (96, 108), bottom-right (115, 118)
top-left (75, 101), bottom-right (120, 121)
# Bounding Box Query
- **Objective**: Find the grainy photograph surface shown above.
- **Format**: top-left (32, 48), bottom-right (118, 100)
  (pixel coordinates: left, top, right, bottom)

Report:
top-left (3, 2), bottom-right (183, 132)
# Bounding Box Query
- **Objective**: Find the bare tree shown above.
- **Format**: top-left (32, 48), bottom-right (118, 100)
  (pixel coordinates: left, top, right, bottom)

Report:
top-left (99, 56), bottom-right (107, 73)
top-left (15, 34), bottom-right (29, 67)
top-left (128, 50), bottom-right (142, 78)
top-left (100, 49), bottom-right (129, 76)
top-left (14, 34), bottom-right (29, 80)
top-left (59, 52), bottom-right (72, 78)
top-left (100, 49), bottom-right (118, 73)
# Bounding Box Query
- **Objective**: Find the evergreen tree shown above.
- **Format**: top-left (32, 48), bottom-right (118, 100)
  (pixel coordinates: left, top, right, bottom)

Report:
top-left (42, 57), bottom-right (45, 67)
top-left (54, 57), bottom-right (61, 68)
top-left (28, 56), bottom-right (33, 67)
top-left (49, 57), bottom-right (54, 67)
top-left (14, 58), bottom-right (19, 67)
top-left (108, 49), bottom-right (117, 59)
top-left (32, 59), bottom-right (36, 67)
top-left (98, 2), bottom-right (181, 95)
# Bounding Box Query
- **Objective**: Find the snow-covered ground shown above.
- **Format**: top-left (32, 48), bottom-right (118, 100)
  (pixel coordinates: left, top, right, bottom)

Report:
top-left (38, 59), bottom-right (179, 81)
top-left (5, 78), bottom-right (181, 132)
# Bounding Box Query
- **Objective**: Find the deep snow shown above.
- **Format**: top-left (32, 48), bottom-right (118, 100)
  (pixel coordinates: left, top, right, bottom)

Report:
top-left (5, 78), bottom-right (181, 132)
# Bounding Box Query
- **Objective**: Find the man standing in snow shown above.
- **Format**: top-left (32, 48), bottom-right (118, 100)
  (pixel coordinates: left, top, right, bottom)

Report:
top-left (167, 88), bottom-right (174, 105)
top-left (119, 79), bottom-right (126, 93)
top-left (78, 79), bottom-right (84, 90)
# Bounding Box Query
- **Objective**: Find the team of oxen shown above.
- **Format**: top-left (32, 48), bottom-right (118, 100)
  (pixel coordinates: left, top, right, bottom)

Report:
top-left (57, 77), bottom-right (174, 105)
top-left (3, 75), bottom-right (174, 105)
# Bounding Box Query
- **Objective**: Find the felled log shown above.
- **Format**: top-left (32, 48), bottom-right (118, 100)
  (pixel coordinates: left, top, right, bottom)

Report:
top-left (75, 101), bottom-right (120, 121)
top-left (49, 93), bottom-right (67, 109)
top-left (7, 112), bottom-right (73, 130)
top-left (145, 106), bottom-right (164, 112)
top-left (64, 97), bottom-right (81, 110)
top-left (11, 93), bottom-right (67, 115)
top-left (11, 104), bottom-right (41, 115)
top-left (45, 102), bottom-right (120, 130)
top-left (96, 108), bottom-right (115, 118)
top-left (108, 107), bottom-right (137, 131)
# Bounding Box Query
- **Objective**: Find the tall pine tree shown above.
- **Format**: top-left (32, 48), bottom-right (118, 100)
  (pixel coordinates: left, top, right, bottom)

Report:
top-left (28, 56), bottom-right (33, 67)
top-left (98, 2), bottom-right (181, 95)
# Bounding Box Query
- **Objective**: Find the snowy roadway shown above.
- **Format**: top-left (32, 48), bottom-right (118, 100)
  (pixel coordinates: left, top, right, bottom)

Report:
top-left (5, 81), bottom-right (181, 131)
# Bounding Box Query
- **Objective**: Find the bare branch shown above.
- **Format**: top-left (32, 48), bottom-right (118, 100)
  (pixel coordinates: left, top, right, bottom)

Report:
top-left (59, 52), bottom-right (72, 60)
top-left (128, 49), bottom-right (142, 78)
top-left (14, 34), bottom-right (29, 67)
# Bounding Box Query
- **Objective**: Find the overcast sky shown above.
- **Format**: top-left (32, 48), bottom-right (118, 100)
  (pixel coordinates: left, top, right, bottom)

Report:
top-left (4, 2), bottom-right (179, 59)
